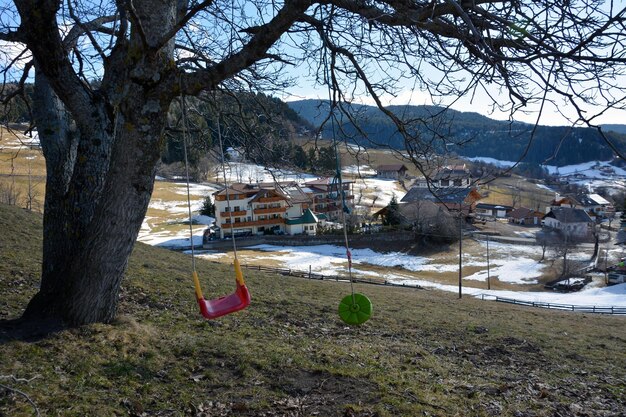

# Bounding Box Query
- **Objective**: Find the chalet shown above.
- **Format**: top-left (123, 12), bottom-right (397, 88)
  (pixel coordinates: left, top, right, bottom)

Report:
top-left (576, 193), bottom-right (614, 218)
top-left (303, 177), bottom-right (355, 220)
top-left (475, 203), bottom-right (512, 219)
top-left (414, 164), bottom-right (472, 188)
top-left (285, 208), bottom-right (319, 235)
top-left (543, 207), bottom-right (592, 237)
top-left (401, 187), bottom-right (482, 215)
top-left (213, 182), bottom-right (314, 238)
top-left (508, 207), bottom-right (544, 225)
top-left (374, 200), bottom-right (454, 230)
top-left (376, 164), bottom-right (409, 180)
top-left (547, 195), bottom-right (579, 212)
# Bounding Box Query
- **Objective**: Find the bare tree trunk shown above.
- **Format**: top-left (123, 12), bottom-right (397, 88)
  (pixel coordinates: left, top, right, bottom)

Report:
top-left (21, 71), bottom-right (165, 326)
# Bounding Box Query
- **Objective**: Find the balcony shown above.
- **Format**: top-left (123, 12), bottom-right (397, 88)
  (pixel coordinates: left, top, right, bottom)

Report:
top-left (256, 196), bottom-right (284, 203)
top-left (219, 210), bottom-right (248, 217)
top-left (222, 218), bottom-right (285, 228)
top-left (253, 206), bottom-right (286, 215)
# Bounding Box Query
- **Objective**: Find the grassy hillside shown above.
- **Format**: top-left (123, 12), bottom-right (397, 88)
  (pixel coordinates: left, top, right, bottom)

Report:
top-left (1, 203), bottom-right (625, 416)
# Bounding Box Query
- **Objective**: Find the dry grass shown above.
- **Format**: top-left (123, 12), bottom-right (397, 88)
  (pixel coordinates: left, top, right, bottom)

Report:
top-left (1, 203), bottom-right (625, 416)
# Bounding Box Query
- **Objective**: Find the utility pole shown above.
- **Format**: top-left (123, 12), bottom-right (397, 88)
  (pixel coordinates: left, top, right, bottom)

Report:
top-left (486, 234), bottom-right (491, 290)
top-left (458, 214), bottom-right (463, 299)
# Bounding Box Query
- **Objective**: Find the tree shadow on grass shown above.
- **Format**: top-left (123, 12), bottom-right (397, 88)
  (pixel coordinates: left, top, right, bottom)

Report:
top-left (0, 316), bottom-right (65, 344)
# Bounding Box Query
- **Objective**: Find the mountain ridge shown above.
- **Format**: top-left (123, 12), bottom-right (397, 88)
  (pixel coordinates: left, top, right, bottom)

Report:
top-left (287, 99), bottom-right (626, 167)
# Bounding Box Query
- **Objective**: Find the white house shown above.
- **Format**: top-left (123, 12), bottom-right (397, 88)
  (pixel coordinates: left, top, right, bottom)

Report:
top-left (376, 164), bottom-right (409, 180)
top-left (414, 164), bottom-right (472, 188)
top-left (543, 207), bottom-right (592, 237)
top-left (213, 182), bottom-right (314, 238)
top-left (285, 209), bottom-right (319, 235)
top-left (475, 203), bottom-right (512, 218)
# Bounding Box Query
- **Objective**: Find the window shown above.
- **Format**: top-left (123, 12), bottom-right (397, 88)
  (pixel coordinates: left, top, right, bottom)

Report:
top-left (225, 218), bottom-right (231, 224)
top-left (454, 179), bottom-right (462, 186)
top-left (224, 206), bottom-right (230, 212)
top-left (234, 206), bottom-right (240, 212)
top-left (234, 218), bottom-right (240, 223)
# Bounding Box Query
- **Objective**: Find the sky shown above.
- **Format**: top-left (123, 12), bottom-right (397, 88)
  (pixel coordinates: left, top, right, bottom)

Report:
top-left (280, 70), bottom-right (626, 128)
top-left (2, 1), bottom-right (626, 127)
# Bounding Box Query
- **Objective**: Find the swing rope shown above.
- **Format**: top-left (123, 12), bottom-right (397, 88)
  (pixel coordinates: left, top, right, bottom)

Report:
top-left (180, 93), bottom-right (197, 273)
top-left (322, 9), bottom-right (371, 325)
top-left (215, 110), bottom-right (246, 289)
top-left (179, 82), bottom-right (250, 319)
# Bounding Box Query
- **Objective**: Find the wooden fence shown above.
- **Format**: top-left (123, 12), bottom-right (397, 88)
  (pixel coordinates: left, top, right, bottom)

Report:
top-left (207, 260), bottom-right (423, 290)
top-left (203, 260), bottom-right (625, 315)
top-left (480, 295), bottom-right (626, 315)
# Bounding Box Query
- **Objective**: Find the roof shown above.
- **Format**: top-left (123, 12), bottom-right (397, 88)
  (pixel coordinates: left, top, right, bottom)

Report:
top-left (285, 208), bottom-right (319, 225)
top-left (304, 177), bottom-right (354, 186)
top-left (545, 207), bottom-right (592, 224)
top-left (401, 187), bottom-right (480, 205)
top-left (376, 164), bottom-right (408, 172)
top-left (476, 203), bottom-right (513, 210)
top-left (580, 193), bottom-right (611, 206)
top-left (551, 196), bottom-right (580, 206)
top-left (508, 207), bottom-right (543, 219)
top-left (247, 188), bottom-right (288, 203)
top-left (432, 165), bottom-right (471, 181)
top-left (214, 183), bottom-right (259, 197)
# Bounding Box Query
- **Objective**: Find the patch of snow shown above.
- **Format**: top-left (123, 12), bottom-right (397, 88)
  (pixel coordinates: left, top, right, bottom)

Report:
top-left (465, 156), bottom-right (517, 168)
top-left (193, 215), bottom-right (215, 225)
top-left (463, 257), bottom-right (544, 284)
top-left (138, 226), bottom-right (205, 248)
top-left (216, 162), bottom-right (316, 184)
top-left (535, 183), bottom-right (553, 191)
top-left (343, 165), bottom-right (377, 176)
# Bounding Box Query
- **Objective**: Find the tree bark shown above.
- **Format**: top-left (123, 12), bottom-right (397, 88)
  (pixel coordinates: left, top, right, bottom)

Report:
top-left (22, 71), bottom-right (167, 325)
top-left (16, 0), bottom-right (178, 327)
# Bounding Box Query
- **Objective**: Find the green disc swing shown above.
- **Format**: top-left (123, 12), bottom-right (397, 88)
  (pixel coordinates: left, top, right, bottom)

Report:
top-left (331, 141), bottom-right (373, 325)
top-left (321, 32), bottom-right (372, 324)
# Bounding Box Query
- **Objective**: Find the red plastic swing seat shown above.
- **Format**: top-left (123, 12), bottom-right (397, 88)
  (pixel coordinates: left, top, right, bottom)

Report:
top-left (196, 282), bottom-right (250, 319)
top-left (192, 258), bottom-right (250, 319)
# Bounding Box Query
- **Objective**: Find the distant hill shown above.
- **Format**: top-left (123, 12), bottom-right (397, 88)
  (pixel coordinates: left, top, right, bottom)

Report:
top-left (602, 124), bottom-right (626, 135)
top-left (288, 99), bottom-right (626, 167)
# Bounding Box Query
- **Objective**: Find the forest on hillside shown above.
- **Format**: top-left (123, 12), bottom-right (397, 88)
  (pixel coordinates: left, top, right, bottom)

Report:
top-left (288, 99), bottom-right (626, 167)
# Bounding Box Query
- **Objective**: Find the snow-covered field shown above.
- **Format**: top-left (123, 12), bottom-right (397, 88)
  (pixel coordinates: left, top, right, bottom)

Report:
top-left (466, 157), bottom-right (626, 194)
top-left (197, 242), bottom-right (626, 308)
top-left (138, 161), bottom-right (626, 309)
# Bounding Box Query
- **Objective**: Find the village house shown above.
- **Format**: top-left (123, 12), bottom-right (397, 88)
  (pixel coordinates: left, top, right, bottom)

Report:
top-left (303, 177), bottom-right (355, 219)
top-left (374, 200), bottom-right (454, 229)
top-left (376, 164), bottom-right (409, 180)
top-left (414, 164), bottom-right (472, 189)
top-left (575, 193), bottom-right (614, 218)
top-left (508, 207), bottom-right (544, 225)
top-left (213, 182), bottom-right (316, 238)
top-left (401, 186), bottom-right (482, 216)
top-left (285, 208), bottom-right (319, 235)
top-left (542, 207), bottom-right (593, 238)
top-left (475, 203), bottom-right (513, 219)
top-left (548, 195), bottom-right (579, 211)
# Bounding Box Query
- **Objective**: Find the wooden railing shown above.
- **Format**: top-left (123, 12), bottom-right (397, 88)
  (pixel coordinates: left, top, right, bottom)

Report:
top-left (222, 218), bottom-right (285, 228)
top-left (253, 207), bottom-right (286, 215)
top-left (219, 210), bottom-right (247, 217)
top-left (480, 295), bottom-right (626, 315)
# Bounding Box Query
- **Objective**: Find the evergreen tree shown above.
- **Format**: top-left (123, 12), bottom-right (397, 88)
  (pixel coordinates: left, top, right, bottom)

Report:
top-left (293, 145), bottom-right (308, 170)
top-left (200, 195), bottom-right (216, 217)
top-left (383, 195), bottom-right (403, 226)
